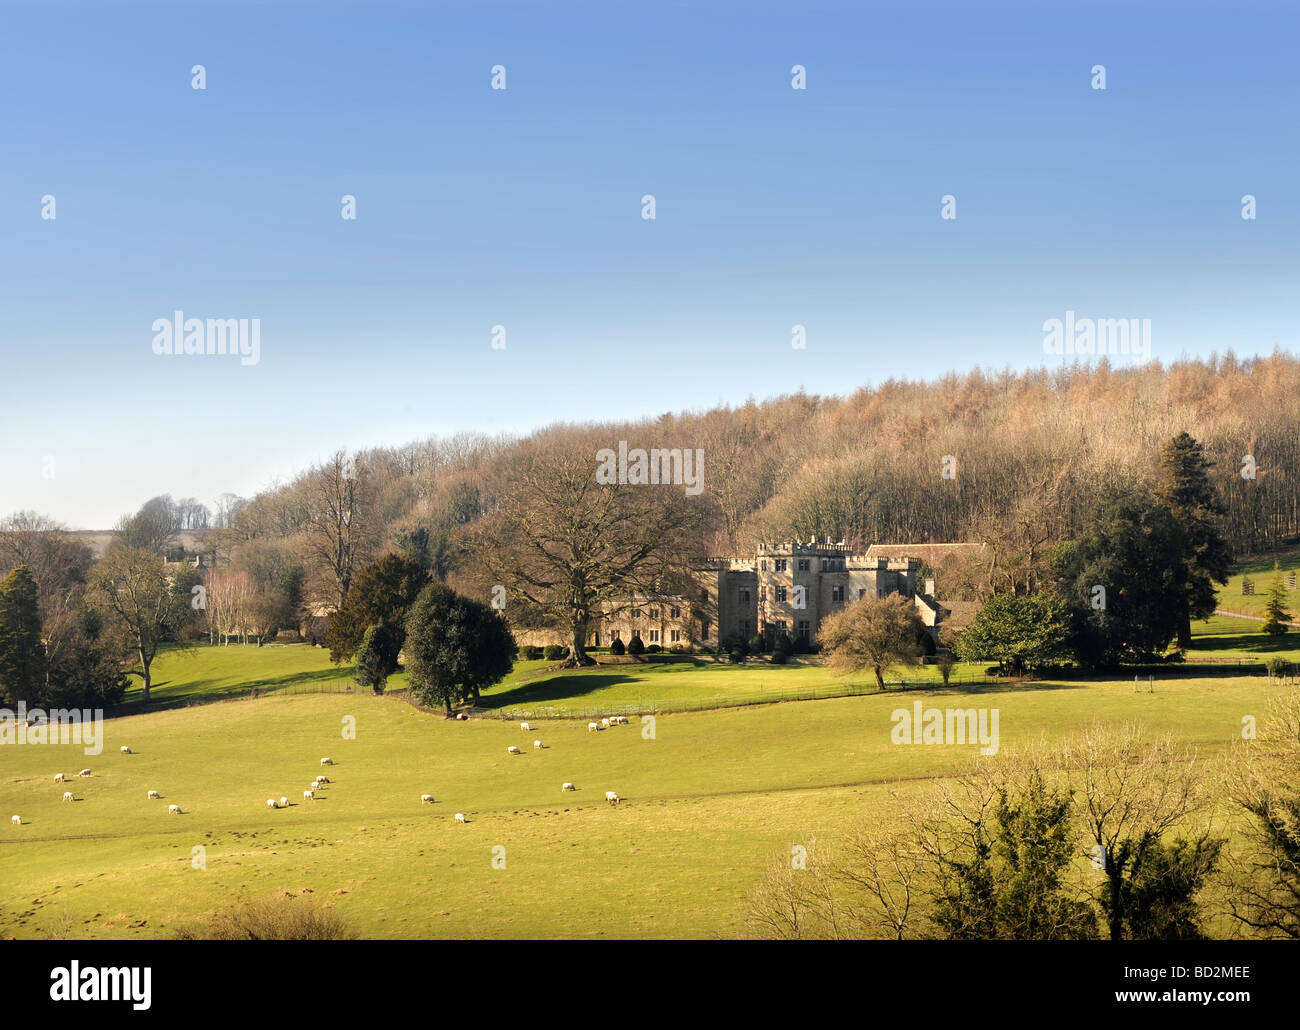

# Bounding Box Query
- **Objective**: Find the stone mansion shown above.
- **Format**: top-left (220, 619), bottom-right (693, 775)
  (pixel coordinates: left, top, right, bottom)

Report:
top-left (584, 540), bottom-right (950, 650)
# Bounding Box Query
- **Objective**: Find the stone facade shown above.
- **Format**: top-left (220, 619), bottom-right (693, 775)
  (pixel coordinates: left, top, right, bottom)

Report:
top-left (517, 541), bottom-right (947, 649)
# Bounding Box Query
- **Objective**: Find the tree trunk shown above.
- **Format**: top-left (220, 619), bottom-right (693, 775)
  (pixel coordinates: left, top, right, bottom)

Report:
top-left (563, 621), bottom-right (597, 667)
top-left (139, 648), bottom-right (151, 703)
top-left (1177, 612), bottom-right (1192, 651)
top-left (874, 665), bottom-right (885, 690)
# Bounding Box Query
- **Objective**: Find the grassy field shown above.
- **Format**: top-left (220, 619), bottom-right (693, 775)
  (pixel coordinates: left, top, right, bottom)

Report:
top-left (3, 590), bottom-right (1295, 939)
top-left (1, 651), bottom-right (1280, 939)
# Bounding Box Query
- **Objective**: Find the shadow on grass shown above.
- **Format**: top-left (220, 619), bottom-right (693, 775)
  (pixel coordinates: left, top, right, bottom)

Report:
top-left (478, 673), bottom-right (639, 710)
top-left (1189, 634), bottom-right (1297, 656)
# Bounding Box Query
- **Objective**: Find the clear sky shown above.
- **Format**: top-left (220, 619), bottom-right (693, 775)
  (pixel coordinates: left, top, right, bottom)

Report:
top-left (1, 0), bottom-right (1296, 529)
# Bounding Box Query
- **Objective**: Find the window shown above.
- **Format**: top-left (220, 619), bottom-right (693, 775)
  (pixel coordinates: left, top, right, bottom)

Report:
top-left (632, 630), bottom-right (642, 640)
top-left (594, 631), bottom-right (601, 646)
top-left (774, 620), bottom-right (787, 634)
top-left (649, 629), bottom-right (660, 642)
top-left (798, 620), bottom-right (811, 641)
top-left (612, 629), bottom-right (621, 641)
top-left (858, 589), bottom-right (866, 600)
top-left (670, 629), bottom-right (681, 643)
top-left (775, 586), bottom-right (787, 603)
top-left (632, 608), bottom-right (642, 619)
top-left (739, 588), bottom-right (750, 604)
top-left (742, 620), bottom-right (751, 637)
top-left (701, 589), bottom-right (709, 603)
top-left (798, 559), bottom-right (809, 572)
top-left (832, 585), bottom-right (844, 603)
top-left (649, 608), bottom-right (660, 619)
top-left (774, 559), bottom-right (788, 572)
top-left (670, 606), bottom-right (680, 619)
top-left (760, 560), bottom-right (767, 571)
top-left (701, 620), bottom-right (710, 640)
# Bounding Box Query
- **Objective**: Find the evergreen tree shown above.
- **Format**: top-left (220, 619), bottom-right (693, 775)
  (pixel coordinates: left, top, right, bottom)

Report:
top-left (0, 565), bottom-right (45, 706)
top-left (1262, 561), bottom-right (1292, 635)
top-left (1157, 432), bottom-right (1232, 649)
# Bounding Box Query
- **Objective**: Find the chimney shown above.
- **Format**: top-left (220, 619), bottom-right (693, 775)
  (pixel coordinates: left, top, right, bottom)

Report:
top-left (924, 578), bottom-right (935, 597)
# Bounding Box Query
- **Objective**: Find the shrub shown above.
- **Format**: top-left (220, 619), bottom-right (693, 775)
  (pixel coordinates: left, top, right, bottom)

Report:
top-left (646, 644), bottom-right (662, 654)
top-left (722, 633), bottom-right (750, 658)
top-left (520, 645), bottom-right (543, 661)
top-left (770, 649), bottom-right (789, 665)
top-left (174, 893), bottom-right (357, 940)
top-left (610, 638), bottom-right (626, 656)
top-left (791, 635), bottom-right (812, 655)
top-left (543, 644), bottom-right (565, 662)
top-left (627, 636), bottom-right (646, 656)
top-left (748, 633), bottom-right (768, 655)
top-left (728, 648), bottom-right (746, 664)
top-left (772, 631), bottom-right (794, 655)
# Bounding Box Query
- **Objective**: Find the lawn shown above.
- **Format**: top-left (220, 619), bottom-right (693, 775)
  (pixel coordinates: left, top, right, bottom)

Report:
top-left (1, 663), bottom-right (1278, 939)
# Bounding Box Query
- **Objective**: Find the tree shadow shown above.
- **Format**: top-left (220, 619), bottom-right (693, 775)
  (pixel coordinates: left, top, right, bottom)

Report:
top-left (118, 667), bottom-right (354, 712)
top-left (478, 673), bottom-right (638, 710)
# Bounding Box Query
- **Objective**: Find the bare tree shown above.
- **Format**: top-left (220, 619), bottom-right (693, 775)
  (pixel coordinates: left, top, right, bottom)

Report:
top-left (302, 451), bottom-right (377, 610)
top-left (475, 435), bottom-right (705, 665)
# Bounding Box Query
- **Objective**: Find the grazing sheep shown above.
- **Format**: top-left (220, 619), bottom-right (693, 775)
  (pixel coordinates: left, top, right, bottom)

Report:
top-left (605, 791), bottom-right (620, 805)
top-left (314, 775), bottom-right (329, 784)
top-left (562, 782), bottom-right (575, 792)
top-left (147, 790), bottom-right (160, 800)
top-left (120, 746), bottom-right (132, 754)
top-left (267, 798), bottom-right (278, 808)
top-left (421, 794), bottom-right (435, 804)
top-left (588, 722), bottom-right (598, 732)
top-left (11, 815), bottom-right (20, 826)
top-left (520, 722), bottom-right (531, 732)
top-left (454, 812), bottom-right (467, 823)
top-left (168, 804), bottom-right (181, 815)
top-left (77, 769), bottom-right (91, 777)
top-left (533, 739), bottom-right (543, 749)
top-left (507, 745), bottom-right (521, 755)
top-left (320, 757), bottom-right (333, 766)
top-left (303, 790), bottom-right (315, 801)
top-left (455, 712), bottom-right (467, 721)
top-left (601, 718), bottom-right (610, 728)
top-left (280, 796), bottom-right (290, 807)
top-left (53, 773), bottom-right (65, 783)
top-left (61, 791), bottom-right (75, 802)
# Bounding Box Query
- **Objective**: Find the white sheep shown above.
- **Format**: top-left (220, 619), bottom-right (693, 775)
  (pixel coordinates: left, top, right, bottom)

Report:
top-left (421, 794), bottom-right (435, 804)
top-left (168, 804), bottom-right (181, 815)
top-left (77, 769), bottom-right (91, 777)
top-left (454, 812), bottom-right (467, 823)
top-left (303, 789), bottom-right (315, 801)
top-left (147, 790), bottom-right (160, 800)
top-left (588, 722), bottom-right (598, 732)
top-left (120, 745), bottom-right (132, 754)
top-left (455, 712), bottom-right (468, 721)
top-left (61, 791), bottom-right (75, 802)
top-left (53, 773), bottom-right (65, 783)
top-left (320, 757), bottom-right (333, 766)
top-left (10, 815), bottom-right (20, 826)
top-left (520, 722), bottom-right (531, 732)
top-left (533, 739), bottom-right (543, 749)
top-left (315, 775), bottom-right (329, 784)
top-left (605, 791), bottom-right (620, 805)
top-left (507, 745), bottom-right (521, 755)
top-left (267, 798), bottom-right (278, 808)
top-left (601, 718), bottom-right (610, 728)
top-left (280, 796), bottom-right (290, 807)
top-left (562, 782), bottom-right (576, 792)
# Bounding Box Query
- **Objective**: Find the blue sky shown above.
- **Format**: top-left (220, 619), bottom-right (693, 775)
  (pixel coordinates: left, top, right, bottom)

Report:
top-left (1, 0), bottom-right (1296, 528)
